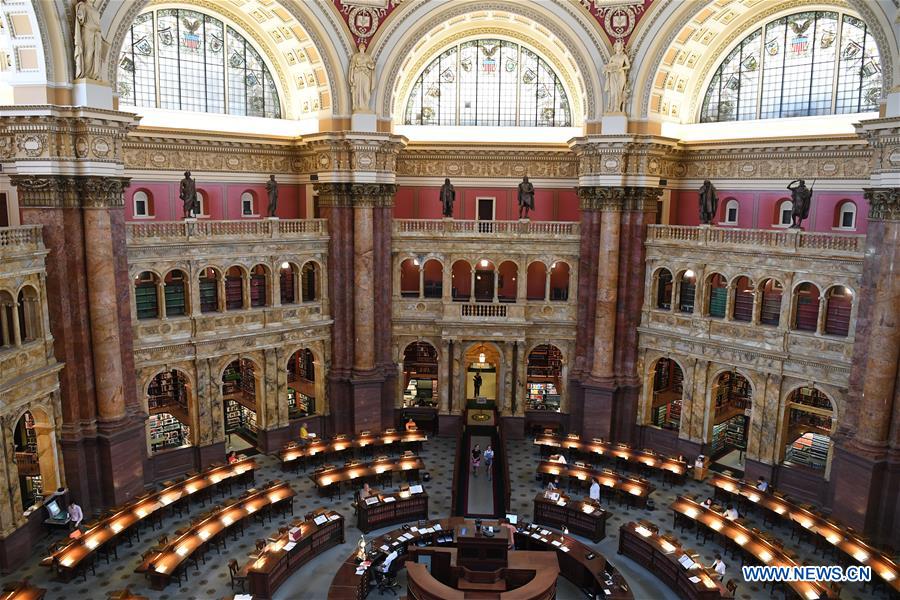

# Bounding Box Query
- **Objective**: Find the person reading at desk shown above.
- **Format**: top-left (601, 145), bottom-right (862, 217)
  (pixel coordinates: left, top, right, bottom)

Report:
top-left (380, 549), bottom-right (399, 573)
top-left (227, 451), bottom-right (238, 464)
top-left (724, 504), bottom-right (739, 520)
top-left (710, 554), bottom-right (727, 580)
top-left (546, 477), bottom-right (560, 491)
top-left (361, 483), bottom-right (372, 498)
top-left (756, 476), bottom-right (769, 492)
top-left (299, 423), bottom-right (309, 446)
top-left (405, 418), bottom-right (417, 432)
top-left (67, 499), bottom-right (83, 530)
top-left (701, 497), bottom-right (714, 509)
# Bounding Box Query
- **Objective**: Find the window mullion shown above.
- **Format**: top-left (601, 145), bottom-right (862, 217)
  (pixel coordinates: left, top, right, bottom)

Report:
top-left (807, 14), bottom-right (817, 116)
top-left (515, 46), bottom-right (521, 126)
top-left (153, 11), bottom-right (161, 108)
top-left (455, 46), bottom-right (460, 126)
top-left (831, 13), bottom-right (843, 114)
top-left (755, 29), bottom-right (764, 119)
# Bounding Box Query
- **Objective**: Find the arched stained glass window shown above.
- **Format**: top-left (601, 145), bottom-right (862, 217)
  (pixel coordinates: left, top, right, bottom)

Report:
top-left (117, 8), bottom-right (282, 118)
top-left (701, 11), bottom-right (880, 122)
top-left (405, 39), bottom-right (571, 127)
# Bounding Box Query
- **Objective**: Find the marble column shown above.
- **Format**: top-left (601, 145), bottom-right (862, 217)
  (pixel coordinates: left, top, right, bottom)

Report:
top-left (591, 201), bottom-right (621, 380)
top-left (353, 198), bottom-right (375, 371)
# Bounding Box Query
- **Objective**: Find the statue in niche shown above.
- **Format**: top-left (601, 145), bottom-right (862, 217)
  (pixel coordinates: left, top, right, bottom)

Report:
top-left (179, 171), bottom-right (199, 219)
top-left (603, 39), bottom-right (630, 113)
top-left (74, 0), bottom-right (104, 80)
top-left (473, 372), bottom-right (483, 398)
top-left (787, 179), bottom-right (813, 228)
top-left (517, 176), bottom-right (535, 219)
top-left (349, 43), bottom-right (375, 112)
top-left (266, 175), bottom-right (279, 217)
top-left (698, 179), bottom-right (719, 225)
top-left (439, 178), bottom-right (455, 218)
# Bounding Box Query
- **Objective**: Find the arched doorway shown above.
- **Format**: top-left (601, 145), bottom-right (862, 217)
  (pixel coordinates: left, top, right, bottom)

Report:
top-left (286, 348), bottom-right (317, 419)
top-left (464, 343), bottom-right (500, 407)
top-left (222, 358), bottom-right (259, 450)
top-left (402, 342), bottom-right (438, 409)
top-left (649, 358), bottom-right (683, 431)
top-left (146, 370), bottom-right (192, 454)
top-left (13, 408), bottom-right (60, 512)
top-left (526, 344), bottom-right (562, 412)
top-left (782, 387), bottom-right (835, 473)
top-left (710, 370), bottom-right (752, 472)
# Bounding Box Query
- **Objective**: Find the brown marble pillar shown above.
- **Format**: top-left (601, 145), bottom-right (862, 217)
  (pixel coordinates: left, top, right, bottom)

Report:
top-left (591, 205), bottom-right (621, 379)
top-left (830, 188), bottom-right (900, 542)
top-left (353, 197), bottom-right (376, 371)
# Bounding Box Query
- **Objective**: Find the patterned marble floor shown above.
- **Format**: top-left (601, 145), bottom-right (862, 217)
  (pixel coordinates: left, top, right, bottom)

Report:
top-left (0, 435), bottom-right (889, 600)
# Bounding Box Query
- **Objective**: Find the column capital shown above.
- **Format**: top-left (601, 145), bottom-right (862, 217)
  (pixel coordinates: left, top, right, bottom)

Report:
top-left (350, 183), bottom-right (397, 208)
top-left (77, 176), bottom-right (131, 209)
top-left (11, 174), bottom-right (130, 208)
top-left (577, 185), bottom-right (662, 212)
top-left (864, 188), bottom-right (900, 221)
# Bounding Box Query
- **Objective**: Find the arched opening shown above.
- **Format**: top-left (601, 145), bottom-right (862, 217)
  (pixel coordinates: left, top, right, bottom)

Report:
top-left (706, 273), bottom-right (727, 318)
top-left (464, 343), bottom-right (499, 405)
top-left (400, 258), bottom-right (420, 297)
top-left (13, 408), bottom-right (59, 512)
top-left (526, 344), bottom-right (562, 412)
top-left (222, 358), bottom-right (258, 448)
top-left (301, 261), bottom-right (319, 302)
top-left (723, 199), bottom-right (738, 225)
top-left (835, 201), bottom-right (857, 230)
top-left (0, 290), bottom-right (15, 347)
top-left (776, 200), bottom-right (793, 227)
top-left (198, 267), bottom-right (221, 313)
top-left (783, 387), bottom-right (834, 472)
top-left (279, 262), bottom-right (298, 305)
top-left (711, 371), bottom-right (752, 470)
top-left (793, 283), bottom-right (820, 332)
top-left (146, 370), bottom-right (192, 453)
top-left (656, 268), bottom-right (674, 310)
top-left (163, 270), bottom-right (188, 317)
top-left (732, 276), bottom-right (753, 322)
top-left (286, 349), bottom-right (316, 419)
top-left (650, 358), bottom-right (683, 431)
top-left (474, 259), bottom-right (495, 302)
top-left (526, 262), bottom-right (547, 301)
top-left (422, 259), bottom-right (443, 299)
top-left (824, 286), bottom-right (852, 337)
top-left (678, 270), bottom-right (697, 313)
top-left (759, 278), bottom-right (783, 326)
top-left (241, 191), bottom-right (257, 216)
top-left (498, 261), bottom-right (518, 302)
top-left (402, 342), bottom-right (438, 409)
top-left (133, 189), bottom-right (154, 217)
top-left (451, 260), bottom-right (472, 301)
top-left (224, 266), bottom-right (245, 310)
top-left (549, 262), bottom-right (570, 301)
top-left (135, 271), bottom-right (160, 319)
top-left (16, 286), bottom-right (40, 341)
top-left (249, 264), bottom-right (269, 307)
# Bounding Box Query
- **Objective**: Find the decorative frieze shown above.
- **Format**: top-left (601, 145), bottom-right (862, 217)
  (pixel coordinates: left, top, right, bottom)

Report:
top-left (123, 134), bottom-right (300, 173)
top-left (396, 146), bottom-right (577, 179)
top-left (10, 175), bottom-right (129, 209)
top-left (578, 186), bottom-right (663, 211)
top-left (864, 188), bottom-right (900, 221)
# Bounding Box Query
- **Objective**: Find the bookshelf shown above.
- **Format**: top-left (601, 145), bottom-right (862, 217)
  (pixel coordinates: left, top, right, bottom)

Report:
top-left (287, 387), bottom-right (316, 419)
top-left (250, 273), bottom-right (266, 307)
top-left (225, 399), bottom-right (257, 439)
top-left (23, 412), bottom-right (37, 453)
top-left (795, 287), bottom-right (819, 331)
top-left (760, 282), bottom-right (782, 326)
top-left (148, 412), bottom-right (190, 453)
top-left (785, 432), bottom-right (830, 470)
top-left (527, 382), bottom-right (560, 411)
top-left (732, 287), bottom-right (753, 322)
top-left (714, 371), bottom-right (751, 413)
top-left (280, 269), bottom-right (295, 304)
top-left (135, 282), bottom-right (158, 319)
top-left (656, 271), bottom-right (673, 309)
top-left (147, 370), bottom-right (189, 413)
top-left (225, 275), bottom-right (243, 310)
top-left (824, 294), bottom-right (851, 337)
top-left (711, 415), bottom-right (747, 457)
top-left (164, 276), bottom-right (186, 316)
top-left (679, 280), bottom-right (695, 312)
top-left (357, 490), bottom-right (429, 533)
top-left (199, 273), bottom-right (218, 313)
top-left (708, 286), bottom-right (727, 318)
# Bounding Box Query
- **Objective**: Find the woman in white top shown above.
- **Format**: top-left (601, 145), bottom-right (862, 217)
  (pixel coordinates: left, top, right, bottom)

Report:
top-left (710, 554), bottom-right (727, 580)
top-left (589, 478), bottom-right (601, 503)
top-left (724, 504), bottom-right (739, 520)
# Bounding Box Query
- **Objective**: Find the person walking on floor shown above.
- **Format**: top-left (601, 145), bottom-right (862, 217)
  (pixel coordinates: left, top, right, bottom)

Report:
top-left (471, 444), bottom-right (482, 477)
top-left (484, 445), bottom-right (495, 481)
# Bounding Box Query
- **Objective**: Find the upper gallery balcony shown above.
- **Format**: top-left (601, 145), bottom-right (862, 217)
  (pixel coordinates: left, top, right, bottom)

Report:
top-left (641, 224), bottom-right (865, 368)
top-left (393, 218), bottom-right (579, 240)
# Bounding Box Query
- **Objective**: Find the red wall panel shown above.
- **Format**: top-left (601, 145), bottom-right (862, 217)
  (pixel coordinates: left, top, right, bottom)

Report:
top-left (124, 181), bottom-right (306, 221)
top-left (394, 185), bottom-right (580, 221)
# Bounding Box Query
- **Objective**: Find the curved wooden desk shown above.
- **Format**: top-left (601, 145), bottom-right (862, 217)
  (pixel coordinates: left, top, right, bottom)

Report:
top-left (326, 517), bottom-right (633, 600)
top-left (311, 455), bottom-right (425, 491)
top-left (534, 433), bottom-right (687, 478)
top-left (280, 430), bottom-right (428, 468)
top-left (536, 460), bottom-right (655, 507)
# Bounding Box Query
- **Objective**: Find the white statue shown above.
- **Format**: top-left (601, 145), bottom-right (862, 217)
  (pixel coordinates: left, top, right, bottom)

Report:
top-left (74, 0), bottom-right (103, 80)
top-left (603, 39), bottom-right (630, 114)
top-left (349, 43), bottom-right (375, 112)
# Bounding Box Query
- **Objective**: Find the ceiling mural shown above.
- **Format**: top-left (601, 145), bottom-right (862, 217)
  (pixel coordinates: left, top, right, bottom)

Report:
top-left (333, 0), bottom-right (655, 49)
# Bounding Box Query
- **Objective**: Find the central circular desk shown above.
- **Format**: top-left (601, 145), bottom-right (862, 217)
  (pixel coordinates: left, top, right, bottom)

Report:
top-left (326, 517), bottom-right (633, 600)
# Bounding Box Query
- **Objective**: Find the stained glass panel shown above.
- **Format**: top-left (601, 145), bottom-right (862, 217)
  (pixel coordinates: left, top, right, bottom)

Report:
top-left (405, 38), bottom-right (571, 127)
top-left (117, 8), bottom-right (281, 119)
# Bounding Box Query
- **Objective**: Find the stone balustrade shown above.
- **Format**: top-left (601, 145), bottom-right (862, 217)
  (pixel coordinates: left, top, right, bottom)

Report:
top-left (648, 224), bottom-right (865, 257)
top-left (126, 218), bottom-right (328, 245)
top-left (0, 225), bottom-right (44, 255)
top-left (460, 303), bottom-right (509, 318)
top-left (394, 219), bottom-right (580, 239)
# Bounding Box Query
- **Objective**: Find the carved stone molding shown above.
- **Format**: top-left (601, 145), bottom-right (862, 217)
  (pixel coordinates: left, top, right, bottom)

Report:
top-left (0, 110), bottom-right (137, 164)
top-left (300, 134), bottom-right (406, 177)
top-left (351, 183), bottom-right (397, 208)
top-left (314, 182), bottom-right (353, 208)
top-left (77, 176), bottom-right (130, 209)
top-left (864, 188), bottom-right (900, 221)
top-left (11, 175), bottom-right (129, 209)
top-left (397, 146), bottom-right (577, 179)
top-left (578, 185), bottom-right (662, 212)
top-left (123, 134), bottom-right (300, 173)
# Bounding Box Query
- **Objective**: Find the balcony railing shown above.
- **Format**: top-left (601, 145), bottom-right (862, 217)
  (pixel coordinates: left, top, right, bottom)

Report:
top-left (461, 303), bottom-right (508, 318)
top-left (394, 219), bottom-right (579, 238)
top-left (0, 225), bottom-right (44, 254)
top-left (126, 219), bottom-right (328, 244)
top-left (647, 225), bottom-right (865, 256)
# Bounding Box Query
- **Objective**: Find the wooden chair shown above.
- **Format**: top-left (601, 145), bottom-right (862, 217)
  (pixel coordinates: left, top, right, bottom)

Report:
top-left (228, 559), bottom-right (247, 592)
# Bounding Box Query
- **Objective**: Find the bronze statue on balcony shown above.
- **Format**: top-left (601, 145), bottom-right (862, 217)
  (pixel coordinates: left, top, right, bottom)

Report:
top-left (787, 179), bottom-right (813, 229)
top-left (179, 171), bottom-right (199, 219)
top-left (698, 179), bottom-right (718, 225)
top-left (518, 176), bottom-right (535, 219)
top-left (266, 175), bottom-right (279, 217)
top-left (440, 178), bottom-right (455, 218)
